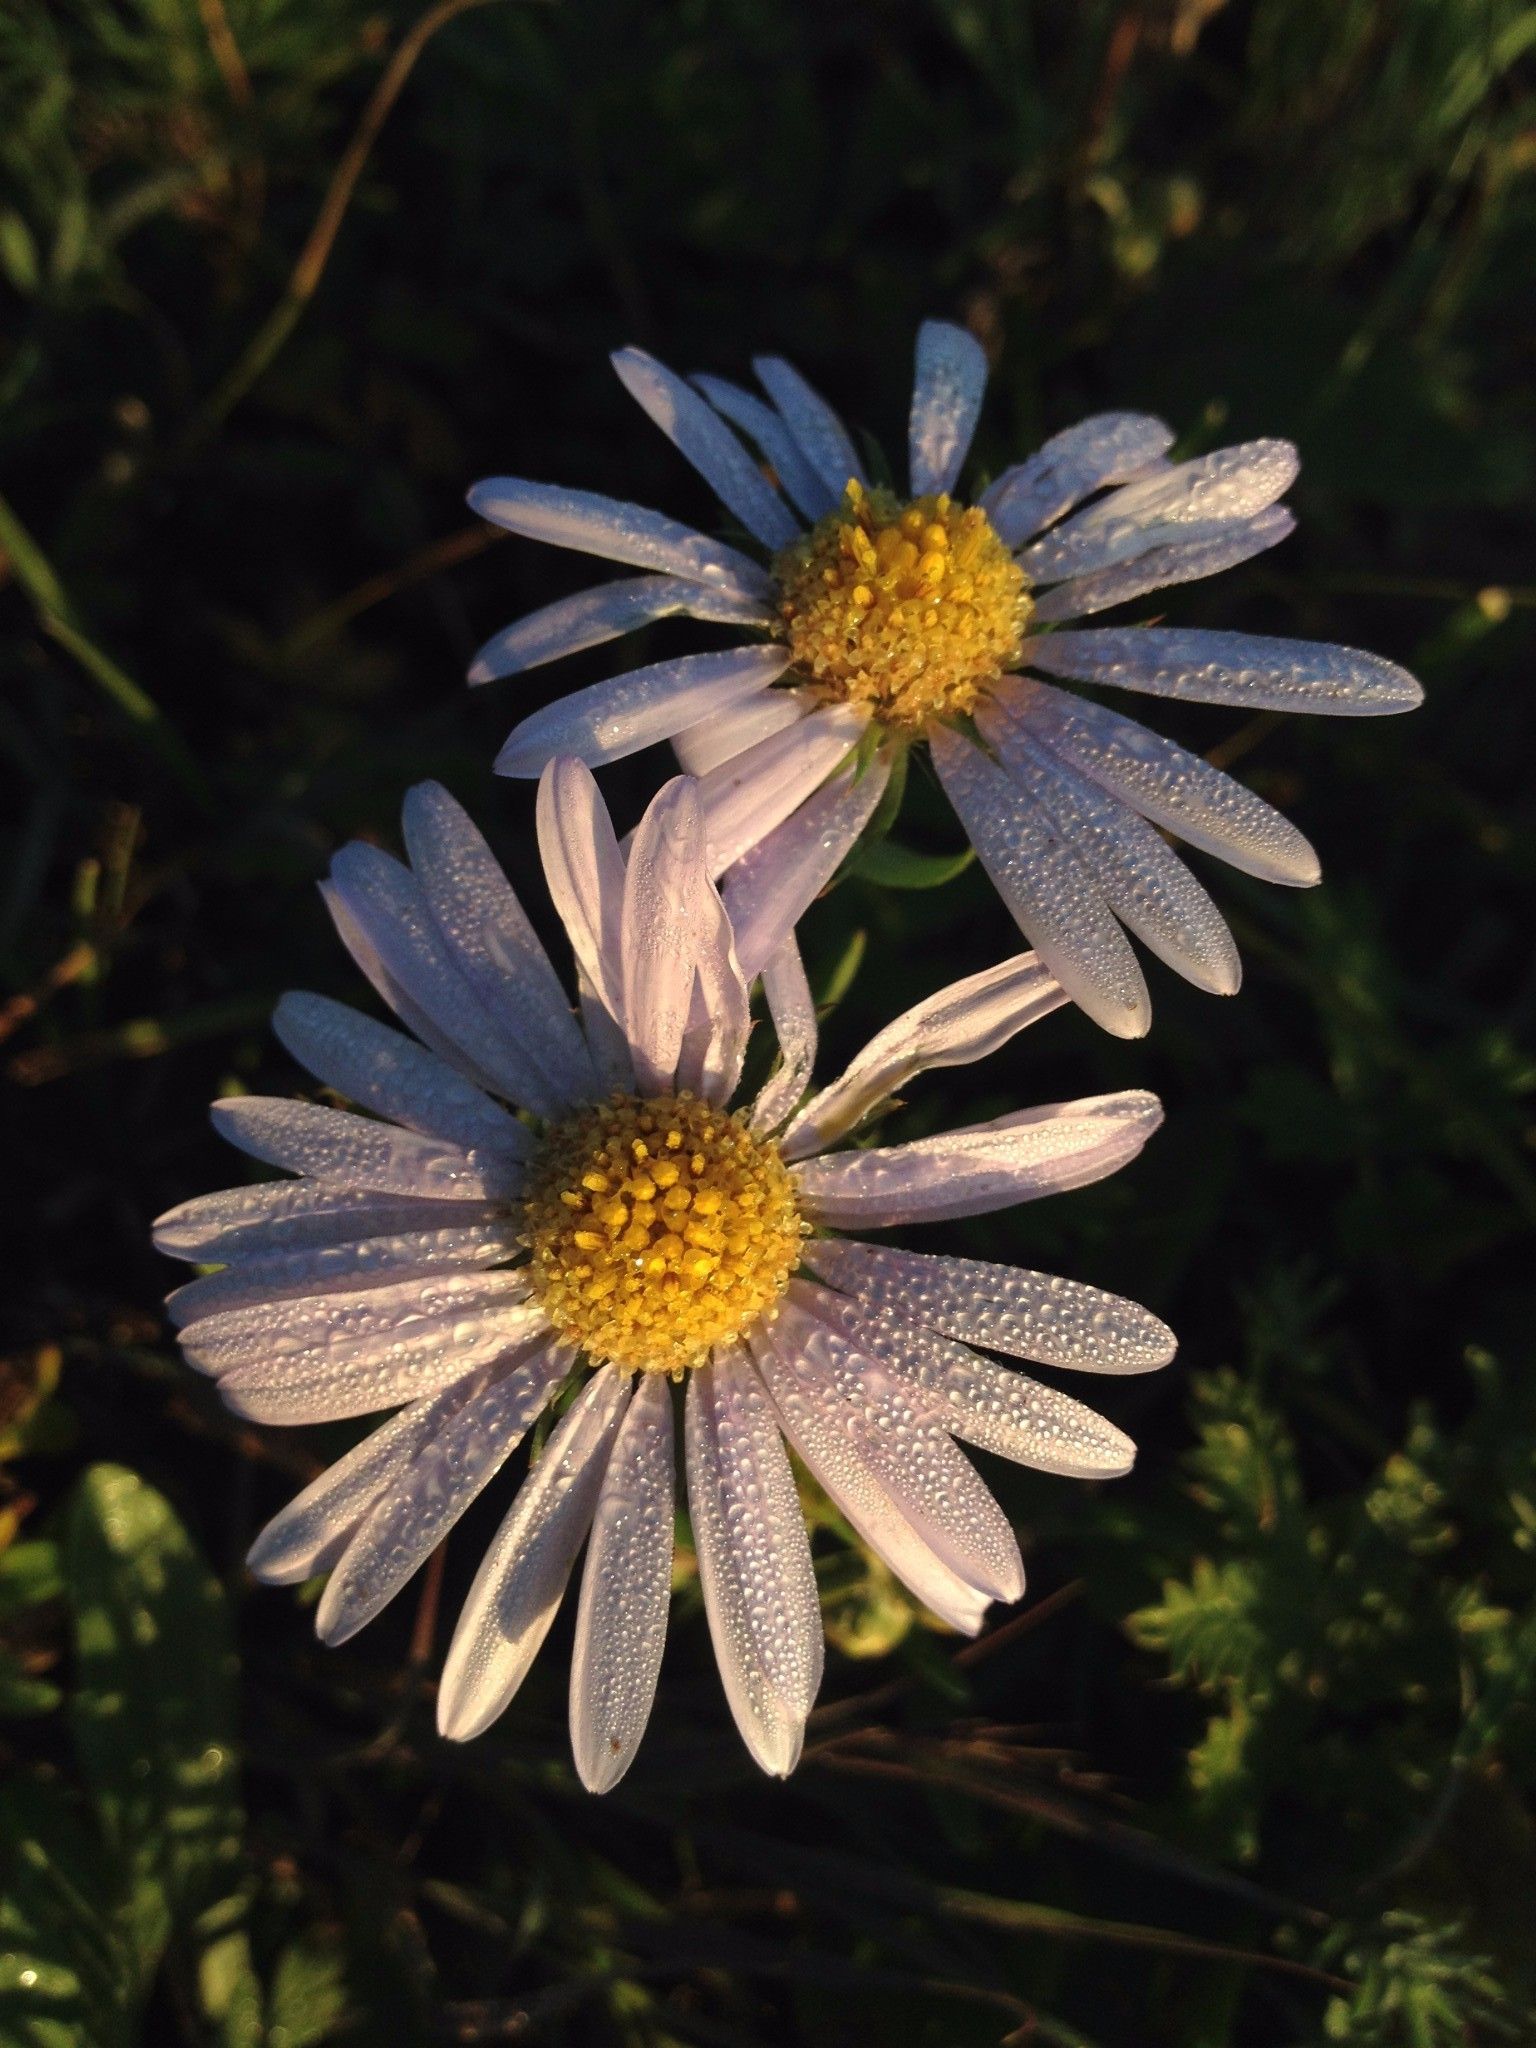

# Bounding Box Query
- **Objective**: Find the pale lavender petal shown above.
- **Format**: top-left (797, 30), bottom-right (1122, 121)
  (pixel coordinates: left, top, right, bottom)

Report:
top-left (1001, 676), bottom-right (1320, 886)
top-left (685, 1349), bottom-right (823, 1773)
top-left (982, 413), bottom-right (1175, 547)
top-left (325, 843), bottom-right (554, 1111)
top-left (781, 951), bottom-right (1064, 1161)
top-left (722, 743), bottom-right (887, 981)
top-left (216, 1301), bottom-right (548, 1425)
top-left (752, 355), bottom-right (866, 497)
top-left (402, 782), bottom-right (596, 1107)
top-left (908, 320), bottom-right (988, 498)
top-left (694, 703), bottom-right (867, 878)
top-left (788, 1284), bottom-right (1023, 1601)
top-left (930, 726), bottom-right (1149, 1038)
top-left (210, 1099), bottom-right (514, 1201)
top-left (316, 1339), bottom-right (569, 1645)
top-left (691, 373), bottom-right (837, 522)
top-left (569, 1372), bottom-right (676, 1792)
top-left (792, 1091), bottom-right (1162, 1227)
top-left (319, 876), bottom-right (507, 1102)
top-left (579, 962), bottom-right (634, 1093)
top-left (750, 937), bottom-right (817, 1136)
top-left (622, 778), bottom-right (708, 1094)
top-left (1031, 507), bottom-right (1294, 623)
top-left (272, 993), bottom-right (532, 1160)
top-left (496, 645), bottom-right (791, 778)
top-left (467, 477), bottom-right (771, 601)
top-left (1019, 440), bottom-right (1299, 584)
top-left (674, 867), bottom-right (750, 1107)
top-left (613, 348), bottom-right (800, 550)
top-left (153, 1181), bottom-right (503, 1264)
top-left (672, 687), bottom-right (807, 778)
top-left (436, 1369), bottom-right (632, 1743)
top-left (167, 1222), bottom-right (517, 1327)
top-left (748, 1310), bottom-right (992, 1636)
top-left (802, 1238), bottom-right (1177, 1375)
top-left (469, 575), bottom-right (772, 685)
top-left (246, 1373), bottom-right (490, 1584)
top-left (536, 757), bottom-right (628, 1026)
top-left (980, 707), bottom-right (1241, 996)
top-left (1026, 626), bottom-right (1425, 716)
top-left (816, 1301), bottom-right (1136, 1478)
top-left (181, 1268), bottom-right (532, 1377)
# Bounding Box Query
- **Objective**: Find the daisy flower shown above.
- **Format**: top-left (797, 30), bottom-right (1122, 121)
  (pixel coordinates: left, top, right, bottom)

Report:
top-left (154, 763), bottom-right (1172, 1787)
top-left (469, 322), bottom-right (1423, 1037)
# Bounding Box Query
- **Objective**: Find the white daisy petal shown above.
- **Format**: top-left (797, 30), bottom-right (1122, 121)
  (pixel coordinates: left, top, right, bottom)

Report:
top-left (246, 1373), bottom-right (493, 1585)
top-left (495, 645), bottom-right (791, 778)
top-left (980, 708), bottom-right (1241, 996)
top-left (316, 1339), bottom-right (569, 1646)
top-left (578, 962), bottom-right (635, 1093)
top-left (930, 726), bottom-right (1149, 1038)
top-left (1031, 507), bottom-right (1295, 623)
top-left (469, 575), bottom-right (773, 686)
top-left (436, 1369), bottom-right (632, 1743)
top-left (722, 744), bottom-right (887, 981)
top-left (467, 477), bottom-right (771, 601)
top-left (216, 1300), bottom-right (547, 1425)
top-left (210, 1099), bottom-right (516, 1202)
top-left (181, 1268), bottom-right (532, 1377)
top-left (748, 1309), bottom-right (992, 1635)
top-left (801, 1238), bottom-right (1177, 1375)
top-left (622, 778), bottom-right (709, 1094)
top-left (153, 1181), bottom-right (504, 1264)
top-left (694, 703), bottom-right (867, 878)
top-left (1018, 440), bottom-right (1299, 585)
top-left (569, 1372), bottom-right (677, 1793)
top-left (982, 413), bottom-right (1176, 547)
top-left (752, 354), bottom-right (867, 497)
top-left (691, 373), bottom-right (837, 522)
top-left (674, 866), bottom-right (751, 1107)
top-left (750, 937), bottom-right (818, 1137)
top-left (908, 320), bottom-right (988, 498)
top-left (780, 950), bottom-right (1064, 1161)
top-left (792, 1091), bottom-right (1162, 1227)
top-left (167, 1222), bottom-right (518, 1328)
top-left (1027, 625), bottom-right (1425, 716)
top-left (684, 1355), bottom-right (819, 1775)
top-left (1003, 677), bottom-right (1321, 886)
top-left (789, 1282), bottom-right (1024, 1601)
top-left (815, 1299), bottom-right (1136, 1478)
top-left (613, 347), bottom-right (801, 551)
top-left (535, 755), bottom-right (629, 1037)
top-left (325, 843), bottom-right (558, 1113)
top-left (402, 782), bottom-right (597, 1107)
top-left (272, 993), bottom-right (533, 1159)
top-left (672, 686), bottom-right (808, 778)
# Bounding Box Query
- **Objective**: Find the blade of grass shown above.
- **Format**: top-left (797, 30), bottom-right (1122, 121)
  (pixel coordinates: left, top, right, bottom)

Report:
top-left (0, 491), bottom-right (212, 810)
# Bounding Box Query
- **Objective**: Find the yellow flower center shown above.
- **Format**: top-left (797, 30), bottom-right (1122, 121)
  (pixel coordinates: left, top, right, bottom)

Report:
top-left (773, 480), bottom-right (1031, 732)
top-left (521, 1092), bottom-right (804, 1375)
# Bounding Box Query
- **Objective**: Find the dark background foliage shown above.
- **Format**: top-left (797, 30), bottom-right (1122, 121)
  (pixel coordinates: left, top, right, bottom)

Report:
top-left (2, 1), bottom-right (1534, 2041)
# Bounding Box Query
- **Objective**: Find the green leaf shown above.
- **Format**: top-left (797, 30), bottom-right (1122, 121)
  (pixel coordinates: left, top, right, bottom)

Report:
top-left (849, 837), bottom-right (976, 890)
top-left (67, 1465), bottom-right (245, 1982)
top-left (266, 1935), bottom-right (350, 2048)
top-left (0, 1779), bottom-right (141, 2048)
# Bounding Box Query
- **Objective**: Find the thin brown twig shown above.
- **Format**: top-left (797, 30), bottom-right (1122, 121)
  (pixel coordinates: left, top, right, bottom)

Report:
top-left (282, 523), bottom-right (504, 656)
top-left (191, 0), bottom-right (508, 439)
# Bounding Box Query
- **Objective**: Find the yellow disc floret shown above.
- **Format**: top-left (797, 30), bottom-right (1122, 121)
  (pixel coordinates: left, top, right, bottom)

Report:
top-left (521, 1092), bottom-right (805, 1375)
top-left (773, 480), bottom-right (1031, 732)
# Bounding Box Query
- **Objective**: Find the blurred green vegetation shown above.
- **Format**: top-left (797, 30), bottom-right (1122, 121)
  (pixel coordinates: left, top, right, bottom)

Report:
top-left (2, 0), bottom-right (1534, 2041)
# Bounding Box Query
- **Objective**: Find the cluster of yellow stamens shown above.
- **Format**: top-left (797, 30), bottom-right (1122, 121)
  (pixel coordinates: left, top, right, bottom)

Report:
top-left (521, 1092), bottom-right (805, 1375)
top-left (773, 480), bottom-right (1031, 731)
